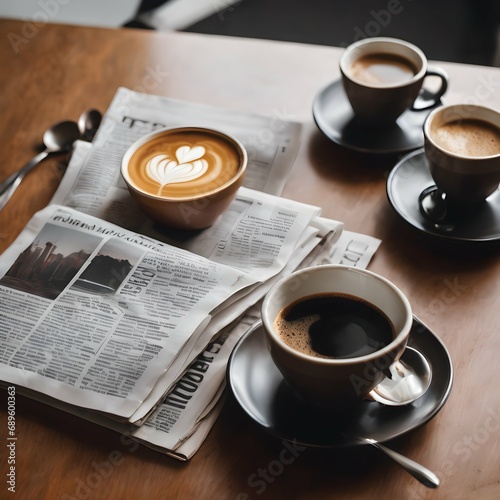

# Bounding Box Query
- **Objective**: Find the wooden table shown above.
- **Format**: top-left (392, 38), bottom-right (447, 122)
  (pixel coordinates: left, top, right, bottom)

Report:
top-left (1, 19), bottom-right (499, 500)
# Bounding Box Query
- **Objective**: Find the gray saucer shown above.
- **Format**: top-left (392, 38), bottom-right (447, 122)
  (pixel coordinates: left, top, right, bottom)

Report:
top-left (387, 149), bottom-right (500, 242)
top-left (312, 79), bottom-right (440, 155)
top-left (227, 318), bottom-right (452, 448)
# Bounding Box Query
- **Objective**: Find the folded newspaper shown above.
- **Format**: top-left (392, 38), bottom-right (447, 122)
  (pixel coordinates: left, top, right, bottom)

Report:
top-left (0, 89), bottom-right (381, 460)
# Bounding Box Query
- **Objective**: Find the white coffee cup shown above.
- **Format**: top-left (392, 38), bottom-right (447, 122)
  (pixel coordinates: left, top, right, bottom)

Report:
top-left (261, 265), bottom-right (413, 409)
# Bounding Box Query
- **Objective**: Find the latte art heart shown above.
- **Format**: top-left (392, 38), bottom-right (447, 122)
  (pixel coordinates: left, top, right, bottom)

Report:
top-left (126, 129), bottom-right (242, 199)
top-left (146, 146), bottom-right (209, 196)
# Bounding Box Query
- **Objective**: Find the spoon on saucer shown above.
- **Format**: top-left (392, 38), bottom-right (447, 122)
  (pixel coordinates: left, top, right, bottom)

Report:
top-left (0, 120), bottom-right (81, 210)
top-left (354, 347), bottom-right (436, 486)
top-left (367, 346), bottom-right (432, 406)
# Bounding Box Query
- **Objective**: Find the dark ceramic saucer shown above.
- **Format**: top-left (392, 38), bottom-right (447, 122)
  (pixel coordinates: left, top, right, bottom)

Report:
top-left (227, 318), bottom-right (452, 448)
top-left (387, 149), bottom-right (500, 242)
top-left (312, 79), bottom-right (441, 155)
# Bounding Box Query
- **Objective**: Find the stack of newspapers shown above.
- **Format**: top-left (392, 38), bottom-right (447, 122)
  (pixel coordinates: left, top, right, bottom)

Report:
top-left (0, 89), bottom-right (380, 460)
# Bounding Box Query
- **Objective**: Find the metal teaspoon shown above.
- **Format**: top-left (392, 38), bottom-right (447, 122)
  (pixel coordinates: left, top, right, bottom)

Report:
top-left (78, 108), bottom-right (102, 142)
top-left (367, 346), bottom-right (432, 406)
top-left (0, 120), bottom-right (80, 210)
top-left (365, 438), bottom-right (440, 488)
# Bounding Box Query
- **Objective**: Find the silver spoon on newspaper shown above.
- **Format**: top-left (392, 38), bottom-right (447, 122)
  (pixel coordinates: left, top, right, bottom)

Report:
top-left (78, 108), bottom-right (102, 142)
top-left (0, 120), bottom-right (81, 210)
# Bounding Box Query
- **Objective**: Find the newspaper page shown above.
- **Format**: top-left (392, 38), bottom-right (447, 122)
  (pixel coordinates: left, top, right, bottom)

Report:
top-left (0, 205), bottom-right (258, 420)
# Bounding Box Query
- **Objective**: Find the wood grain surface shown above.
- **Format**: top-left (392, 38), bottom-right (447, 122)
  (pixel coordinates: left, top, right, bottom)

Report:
top-left (0, 18), bottom-right (499, 500)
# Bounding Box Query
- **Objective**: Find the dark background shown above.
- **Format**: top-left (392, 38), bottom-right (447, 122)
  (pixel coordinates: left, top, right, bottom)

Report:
top-left (179, 0), bottom-right (499, 67)
top-left (128, 0), bottom-right (500, 66)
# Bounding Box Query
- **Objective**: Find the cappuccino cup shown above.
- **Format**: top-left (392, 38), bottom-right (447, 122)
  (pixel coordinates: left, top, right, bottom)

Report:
top-left (340, 37), bottom-right (448, 126)
top-left (121, 126), bottom-right (247, 229)
top-left (424, 104), bottom-right (500, 206)
top-left (261, 265), bottom-right (412, 409)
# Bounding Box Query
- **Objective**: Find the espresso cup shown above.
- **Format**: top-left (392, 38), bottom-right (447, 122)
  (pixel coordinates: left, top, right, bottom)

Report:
top-left (121, 126), bottom-right (247, 230)
top-left (261, 265), bottom-right (413, 409)
top-left (340, 37), bottom-right (448, 126)
top-left (424, 104), bottom-right (500, 206)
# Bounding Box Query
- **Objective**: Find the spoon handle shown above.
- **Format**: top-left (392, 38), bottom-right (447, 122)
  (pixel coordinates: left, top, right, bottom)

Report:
top-left (0, 150), bottom-right (49, 210)
top-left (370, 441), bottom-right (440, 488)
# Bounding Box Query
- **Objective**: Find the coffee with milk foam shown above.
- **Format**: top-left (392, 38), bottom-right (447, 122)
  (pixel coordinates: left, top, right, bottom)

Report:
top-left (432, 119), bottom-right (500, 157)
top-left (127, 129), bottom-right (242, 198)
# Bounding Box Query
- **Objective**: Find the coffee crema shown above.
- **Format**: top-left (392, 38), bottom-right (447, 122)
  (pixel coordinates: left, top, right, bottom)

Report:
top-left (126, 130), bottom-right (242, 198)
top-left (274, 292), bottom-right (395, 359)
top-left (349, 53), bottom-right (417, 86)
top-left (432, 119), bottom-right (500, 157)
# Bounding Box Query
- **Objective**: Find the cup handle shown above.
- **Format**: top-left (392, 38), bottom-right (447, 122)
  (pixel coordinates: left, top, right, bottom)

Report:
top-left (411, 66), bottom-right (449, 112)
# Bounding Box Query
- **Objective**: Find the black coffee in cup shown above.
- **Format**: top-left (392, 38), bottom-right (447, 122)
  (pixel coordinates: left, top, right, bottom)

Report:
top-left (274, 293), bottom-right (394, 359)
